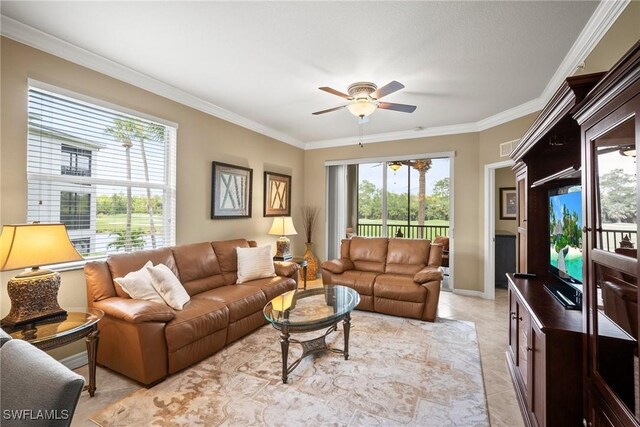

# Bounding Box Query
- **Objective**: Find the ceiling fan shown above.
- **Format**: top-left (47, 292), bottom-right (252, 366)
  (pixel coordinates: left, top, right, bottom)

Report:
top-left (312, 81), bottom-right (417, 118)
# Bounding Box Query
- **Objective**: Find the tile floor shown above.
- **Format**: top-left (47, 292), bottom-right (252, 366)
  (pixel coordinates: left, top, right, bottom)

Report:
top-left (71, 283), bottom-right (524, 426)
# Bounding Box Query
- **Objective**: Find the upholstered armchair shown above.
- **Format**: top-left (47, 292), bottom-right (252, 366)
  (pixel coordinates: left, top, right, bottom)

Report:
top-left (0, 329), bottom-right (85, 427)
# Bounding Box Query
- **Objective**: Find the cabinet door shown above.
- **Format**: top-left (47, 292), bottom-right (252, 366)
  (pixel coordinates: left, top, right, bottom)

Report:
top-left (518, 303), bottom-right (530, 391)
top-left (508, 287), bottom-right (518, 362)
top-left (585, 98), bottom-right (639, 424)
top-left (529, 322), bottom-right (546, 427)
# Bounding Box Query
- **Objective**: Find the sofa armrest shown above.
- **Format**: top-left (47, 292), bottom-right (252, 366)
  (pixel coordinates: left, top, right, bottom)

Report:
top-left (414, 267), bottom-right (444, 284)
top-left (321, 258), bottom-right (355, 274)
top-left (94, 297), bottom-right (175, 324)
top-left (274, 261), bottom-right (299, 278)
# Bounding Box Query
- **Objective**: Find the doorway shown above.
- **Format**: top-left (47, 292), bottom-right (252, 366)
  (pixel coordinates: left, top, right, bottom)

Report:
top-left (483, 160), bottom-right (516, 299)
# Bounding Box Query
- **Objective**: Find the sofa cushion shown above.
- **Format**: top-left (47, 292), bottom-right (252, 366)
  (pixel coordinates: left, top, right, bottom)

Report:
top-left (212, 239), bottom-right (250, 285)
top-left (147, 263), bottom-right (191, 310)
top-left (193, 285), bottom-right (266, 322)
top-left (385, 239), bottom-right (429, 275)
top-left (236, 246), bottom-right (276, 283)
top-left (107, 248), bottom-right (178, 299)
top-left (114, 261), bottom-right (165, 305)
top-left (328, 270), bottom-right (378, 296)
top-left (165, 299), bottom-right (229, 353)
top-left (240, 276), bottom-right (296, 301)
top-left (172, 242), bottom-right (225, 295)
top-left (349, 237), bottom-right (388, 273)
top-left (374, 274), bottom-right (427, 303)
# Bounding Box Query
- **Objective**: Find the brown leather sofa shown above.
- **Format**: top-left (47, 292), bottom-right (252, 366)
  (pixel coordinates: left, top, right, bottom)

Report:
top-left (84, 239), bottom-right (298, 385)
top-left (321, 237), bottom-right (443, 321)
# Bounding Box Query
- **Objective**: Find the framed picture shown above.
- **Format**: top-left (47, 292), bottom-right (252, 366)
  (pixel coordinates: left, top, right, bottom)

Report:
top-left (211, 162), bottom-right (252, 219)
top-left (264, 171), bottom-right (291, 217)
top-left (500, 187), bottom-right (517, 220)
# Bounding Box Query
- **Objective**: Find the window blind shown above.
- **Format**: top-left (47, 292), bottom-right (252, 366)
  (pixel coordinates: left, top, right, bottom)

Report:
top-left (27, 84), bottom-right (177, 259)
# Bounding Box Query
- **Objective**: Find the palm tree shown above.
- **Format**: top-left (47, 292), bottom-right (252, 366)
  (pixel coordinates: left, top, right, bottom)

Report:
top-left (391, 159), bottom-right (432, 238)
top-left (105, 119), bottom-right (137, 251)
top-left (107, 229), bottom-right (146, 251)
top-left (105, 119), bottom-right (165, 251)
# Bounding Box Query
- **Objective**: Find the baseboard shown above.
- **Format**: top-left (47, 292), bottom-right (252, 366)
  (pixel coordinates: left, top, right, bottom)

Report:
top-left (60, 351), bottom-right (88, 370)
top-left (452, 288), bottom-right (486, 298)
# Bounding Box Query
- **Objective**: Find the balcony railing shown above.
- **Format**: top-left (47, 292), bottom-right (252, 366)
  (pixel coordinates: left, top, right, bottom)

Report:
top-left (357, 223), bottom-right (449, 240)
top-left (598, 228), bottom-right (637, 252)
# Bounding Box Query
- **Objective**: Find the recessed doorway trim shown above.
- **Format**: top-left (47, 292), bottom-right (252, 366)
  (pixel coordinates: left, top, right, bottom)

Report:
top-left (484, 159), bottom-right (515, 300)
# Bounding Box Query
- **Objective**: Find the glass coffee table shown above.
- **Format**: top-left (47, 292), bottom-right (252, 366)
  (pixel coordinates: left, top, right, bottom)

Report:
top-left (263, 285), bottom-right (360, 383)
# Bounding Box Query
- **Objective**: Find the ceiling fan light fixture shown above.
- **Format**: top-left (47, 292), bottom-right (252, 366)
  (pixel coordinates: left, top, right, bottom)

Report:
top-left (347, 100), bottom-right (377, 118)
top-left (389, 161), bottom-right (403, 172)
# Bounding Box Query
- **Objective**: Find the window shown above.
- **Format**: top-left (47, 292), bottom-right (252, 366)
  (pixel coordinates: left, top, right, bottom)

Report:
top-left (27, 81), bottom-right (177, 258)
top-left (61, 144), bottom-right (92, 176)
top-left (60, 191), bottom-right (91, 230)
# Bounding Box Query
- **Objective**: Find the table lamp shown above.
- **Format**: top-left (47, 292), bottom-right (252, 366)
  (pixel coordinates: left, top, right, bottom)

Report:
top-left (268, 216), bottom-right (297, 261)
top-left (0, 223), bottom-right (83, 326)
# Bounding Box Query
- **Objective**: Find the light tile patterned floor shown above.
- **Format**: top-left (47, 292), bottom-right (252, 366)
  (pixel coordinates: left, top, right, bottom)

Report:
top-left (71, 281), bottom-right (524, 426)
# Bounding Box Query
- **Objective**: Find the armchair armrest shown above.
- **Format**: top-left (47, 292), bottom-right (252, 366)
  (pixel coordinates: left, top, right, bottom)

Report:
top-left (94, 297), bottom-right (175, 324)
top-left (414, 266), bottom-right (444, 284)
top-left (274, 261), bottom-right (299, 278)
top-left (321, 258), bottom-right (355, 274)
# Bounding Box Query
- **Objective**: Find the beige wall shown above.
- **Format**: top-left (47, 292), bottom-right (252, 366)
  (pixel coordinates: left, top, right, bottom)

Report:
top-left (495, 167), bottom-right (517, 235)
top-left (578, 1), bottom-right (640, 76)
top-left (0, 38), bottom-right (305, 357)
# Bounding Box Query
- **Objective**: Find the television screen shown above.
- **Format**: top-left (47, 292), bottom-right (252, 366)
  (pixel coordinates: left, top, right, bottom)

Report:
top-left (549, 186), bottom-right (583, 285)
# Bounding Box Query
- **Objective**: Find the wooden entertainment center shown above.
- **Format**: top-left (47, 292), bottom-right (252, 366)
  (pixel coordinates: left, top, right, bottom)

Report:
top-left (508, 41), bottom-right (640, 427)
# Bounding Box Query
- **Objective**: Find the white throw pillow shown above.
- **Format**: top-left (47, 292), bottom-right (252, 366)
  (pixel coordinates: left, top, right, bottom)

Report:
top-left (236, 245), bottom-right (276, 284)
top-left (146, 263), bottom-right (191, 310)
top-left (114, 261), bottom-right (166, 305)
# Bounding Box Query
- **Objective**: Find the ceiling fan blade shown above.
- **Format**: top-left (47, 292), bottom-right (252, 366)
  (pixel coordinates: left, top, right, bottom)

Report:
top-left (319, 87), bottom-right (351, 99)
top-left (312, 105), bottom-right (347, 115)
top-left (378, 102), bottom-right (417, 113)
top-left (371, 81), bottom-right (405, 99)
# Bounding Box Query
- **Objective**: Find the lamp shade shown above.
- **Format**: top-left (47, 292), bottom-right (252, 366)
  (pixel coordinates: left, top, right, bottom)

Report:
top-left (347, 100), bottom-right (377, 118)
top-left (0, 223), bottom-right (83, 271)
top-left (268, 217), bottom-right (297, 236)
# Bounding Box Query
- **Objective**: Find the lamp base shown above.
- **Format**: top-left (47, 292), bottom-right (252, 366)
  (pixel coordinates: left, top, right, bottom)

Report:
top-left (1, 271), bottom-right (67, 327)
top-left (274, 236), bottom-right (293, 261)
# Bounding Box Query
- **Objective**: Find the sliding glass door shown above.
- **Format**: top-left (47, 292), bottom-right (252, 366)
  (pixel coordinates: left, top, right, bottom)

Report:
top-left (326, 154), bottom-right (453, 288)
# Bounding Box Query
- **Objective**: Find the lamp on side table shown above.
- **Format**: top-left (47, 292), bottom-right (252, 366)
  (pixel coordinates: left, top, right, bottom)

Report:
top-left (0, 223), bottom-right (83, 327)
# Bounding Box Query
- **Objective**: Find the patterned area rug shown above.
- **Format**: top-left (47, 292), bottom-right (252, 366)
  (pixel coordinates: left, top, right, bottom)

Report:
top-left (91, 311), bottom-right (488, 426)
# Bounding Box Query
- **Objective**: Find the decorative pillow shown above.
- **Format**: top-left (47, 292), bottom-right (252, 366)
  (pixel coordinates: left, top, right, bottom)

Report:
top-left (114, 261), bottom-right (166, 305)
top-left (236, 245), bottom-right (276, 284)
top-left (146, 263), bottom-right (191, 310)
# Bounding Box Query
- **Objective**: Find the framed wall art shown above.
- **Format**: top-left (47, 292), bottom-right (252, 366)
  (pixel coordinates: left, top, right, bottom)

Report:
top-left (211, 161), bottom-right (253, 219)
top-left (264, 171), bottom-right (291, 217)
top-left (500, 187), bottom-right (517, 220)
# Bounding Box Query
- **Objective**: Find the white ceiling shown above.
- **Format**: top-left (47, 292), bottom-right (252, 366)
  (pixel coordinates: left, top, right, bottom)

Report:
top-left (1, 1), bottom-right (612, 149)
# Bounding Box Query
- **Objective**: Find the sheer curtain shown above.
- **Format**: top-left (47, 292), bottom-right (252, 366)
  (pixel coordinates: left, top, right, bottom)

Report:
top-left (325, 165), bottom-right (347, 260)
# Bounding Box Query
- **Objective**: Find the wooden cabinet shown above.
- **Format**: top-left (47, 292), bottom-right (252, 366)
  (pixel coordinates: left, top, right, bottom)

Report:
top-left (507, 275), bottom-right (583, 427)
top-left (574, 41), bottom-right (640, 427)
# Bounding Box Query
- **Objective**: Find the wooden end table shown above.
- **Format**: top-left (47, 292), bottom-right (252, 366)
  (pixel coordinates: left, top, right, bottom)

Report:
top-left (3, 308), bottom-right (104, 397)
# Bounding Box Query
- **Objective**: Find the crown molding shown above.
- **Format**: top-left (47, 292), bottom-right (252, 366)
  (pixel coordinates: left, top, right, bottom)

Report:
top-left (0, 15), bottom-right (305, 149)
top-left (539, 0), bottom-right (630, 106)
top-left (1, 0), bottom-right (628, 152)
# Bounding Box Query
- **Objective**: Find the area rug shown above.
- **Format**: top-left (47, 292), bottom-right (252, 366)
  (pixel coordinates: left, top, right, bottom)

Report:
top-left (91, 311), bottom-right (488, 426)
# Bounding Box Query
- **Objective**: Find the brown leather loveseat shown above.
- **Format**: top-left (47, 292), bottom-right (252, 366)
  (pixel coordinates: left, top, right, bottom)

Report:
top-left (84, 238), bottom-right (298, 385)
top-left (321, 237), bottom-right (443, 321)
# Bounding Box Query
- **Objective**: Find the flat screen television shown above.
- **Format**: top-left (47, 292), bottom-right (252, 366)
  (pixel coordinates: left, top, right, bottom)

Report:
top-left (546, 185), bottom-right (583, 308)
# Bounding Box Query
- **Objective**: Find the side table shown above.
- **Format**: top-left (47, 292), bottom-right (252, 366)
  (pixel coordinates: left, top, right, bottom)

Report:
top-left (291, 257), bottom-right (308, 290)
top-left (3, 308), bottom-right (104, 397)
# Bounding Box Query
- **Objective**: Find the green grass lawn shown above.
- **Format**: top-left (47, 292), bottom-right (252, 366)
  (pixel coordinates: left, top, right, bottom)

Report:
top-left (96, 213), bottom-right (164, 233)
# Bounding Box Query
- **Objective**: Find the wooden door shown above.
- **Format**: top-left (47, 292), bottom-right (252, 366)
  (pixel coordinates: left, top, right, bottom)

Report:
top-left (529, 321), bottom-right (546, 427)
top-left (515, 166), bottom-right (528, 272)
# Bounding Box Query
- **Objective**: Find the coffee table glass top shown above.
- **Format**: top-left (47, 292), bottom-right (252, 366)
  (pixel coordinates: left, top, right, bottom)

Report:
top-left (263, 285), bottom-right (360, 328)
